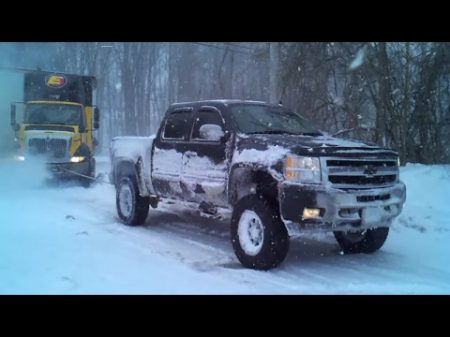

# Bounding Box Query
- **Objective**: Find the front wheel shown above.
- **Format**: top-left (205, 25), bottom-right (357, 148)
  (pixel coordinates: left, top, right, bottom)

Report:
top-left (231, 195), bottom-right (289, 270)
top-left (89, 157), bottom-right (96, 178)
top-left (80, 157), bottom-right (96, 188)
top-left (333, 227), bottom-right (390, 254)
top-left (116, 176), bottom-right (150, 226)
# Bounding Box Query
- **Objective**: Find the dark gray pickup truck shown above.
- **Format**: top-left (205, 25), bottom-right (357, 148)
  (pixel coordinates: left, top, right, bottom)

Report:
top-left (110, 100), bottom-right (406, 270)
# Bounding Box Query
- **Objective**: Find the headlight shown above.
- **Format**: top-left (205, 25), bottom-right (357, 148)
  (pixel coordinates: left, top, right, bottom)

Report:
top-left (284, 155), bottom-right (321, 183)
top-left (70, 156), bottom-right (86, 163)
top-left (14, 155), bottom-right (25, 161)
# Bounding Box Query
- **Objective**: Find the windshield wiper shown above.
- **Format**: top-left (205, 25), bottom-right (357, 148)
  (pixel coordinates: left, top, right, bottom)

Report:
top-left (299, 132), bottom-right (323, 136)
top-left (247, 130), bottom-right (299, 135)
top-left (246, 130), bottom-right (322, 136)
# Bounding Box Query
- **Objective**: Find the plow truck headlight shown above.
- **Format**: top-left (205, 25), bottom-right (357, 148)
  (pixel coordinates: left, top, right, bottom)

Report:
top-left (70, 156), bottom-right (86, 163)
top-left (284, 155), bottom-right (321, 183)
top-left (14, 155), bottom-right (26, 161)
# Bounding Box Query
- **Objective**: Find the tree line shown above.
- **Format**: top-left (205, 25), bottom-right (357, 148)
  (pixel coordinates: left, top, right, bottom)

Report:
top-left (6, 42), bottom-right (450, 164)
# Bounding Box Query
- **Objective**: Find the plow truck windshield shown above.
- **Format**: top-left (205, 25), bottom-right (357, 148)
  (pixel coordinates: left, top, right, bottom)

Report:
top-left (25, 103), bottom-right (83, 126)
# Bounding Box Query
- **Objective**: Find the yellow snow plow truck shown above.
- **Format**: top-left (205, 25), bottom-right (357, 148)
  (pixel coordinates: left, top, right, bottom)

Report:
top-left (10, 70), bottom-right (100, 186)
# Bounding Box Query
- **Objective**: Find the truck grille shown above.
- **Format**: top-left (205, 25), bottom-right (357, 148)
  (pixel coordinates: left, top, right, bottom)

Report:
top-left (325, 158), bottom-right (398, 190)
top-left (28, 138), bottom-right (68, 158)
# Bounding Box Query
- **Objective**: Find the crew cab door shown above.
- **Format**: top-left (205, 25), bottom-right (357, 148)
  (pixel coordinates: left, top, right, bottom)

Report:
top-left (181, 107), bottom-right (229, 206)
top-left (151, 109), bottom-right (193, 199)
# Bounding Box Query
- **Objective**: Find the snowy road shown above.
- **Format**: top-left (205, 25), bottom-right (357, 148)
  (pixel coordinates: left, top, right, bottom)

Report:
top-left (0, 157), bottom-right (449, 294)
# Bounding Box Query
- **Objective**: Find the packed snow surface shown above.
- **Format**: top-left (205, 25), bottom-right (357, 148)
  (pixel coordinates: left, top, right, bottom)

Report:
top-left (0, 158), bottom-right (449, 294)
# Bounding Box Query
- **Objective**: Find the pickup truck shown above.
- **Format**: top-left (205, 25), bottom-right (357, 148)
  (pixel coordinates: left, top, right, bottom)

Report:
top-left (110, 100), bottom-right (406, 270)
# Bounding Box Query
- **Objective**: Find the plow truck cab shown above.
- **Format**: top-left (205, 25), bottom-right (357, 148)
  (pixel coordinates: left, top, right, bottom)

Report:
top-left (11, 71), bottom-right (100, 185)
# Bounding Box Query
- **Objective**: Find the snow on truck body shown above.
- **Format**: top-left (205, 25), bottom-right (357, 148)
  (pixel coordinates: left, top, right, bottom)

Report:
top-left (110, 100), bottom-right (406, 270)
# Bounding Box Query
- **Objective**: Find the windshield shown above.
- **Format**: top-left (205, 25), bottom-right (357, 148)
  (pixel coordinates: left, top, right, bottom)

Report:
top-left (25, 103), bottom-right (83, 126)
top-left (229, 104), bottom-right (321, 135)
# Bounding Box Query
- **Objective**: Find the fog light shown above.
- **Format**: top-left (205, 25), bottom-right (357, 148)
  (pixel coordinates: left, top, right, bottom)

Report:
top-left (303, 208), bottom-right (321, 219)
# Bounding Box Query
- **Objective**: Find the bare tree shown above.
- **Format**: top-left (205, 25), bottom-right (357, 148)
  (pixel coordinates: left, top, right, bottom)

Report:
top-left (24, 41), bottom-right (448, 164)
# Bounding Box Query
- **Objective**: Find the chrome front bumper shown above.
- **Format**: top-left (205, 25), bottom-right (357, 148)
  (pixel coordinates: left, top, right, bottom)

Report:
top-left (279, 181), bottom-right (406, 236)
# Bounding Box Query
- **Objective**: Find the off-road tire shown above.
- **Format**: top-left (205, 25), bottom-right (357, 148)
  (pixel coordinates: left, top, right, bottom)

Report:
top-left (334, 227), bottom-right (390, 254)
top-left (231, 195), bottom-right (289, 270)
top-left (116, 176), bottom-right (150, 226)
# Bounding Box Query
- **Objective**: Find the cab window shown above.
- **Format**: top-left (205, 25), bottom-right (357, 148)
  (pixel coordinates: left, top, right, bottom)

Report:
top-left (162, 111), bottom-right (192, 140)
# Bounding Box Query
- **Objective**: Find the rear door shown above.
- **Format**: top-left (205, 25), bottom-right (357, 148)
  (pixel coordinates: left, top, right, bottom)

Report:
top-left (152, 109), bottom-right (193, 199)
top-left (181, 107), bottom-right (229, 206)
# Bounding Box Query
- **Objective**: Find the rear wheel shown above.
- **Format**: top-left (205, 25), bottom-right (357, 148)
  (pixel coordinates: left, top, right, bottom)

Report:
top-left (116, 176), bottom-right (150, 226)
top-left (333, 227), bottom-right (390, 254)
top-left (231, 195), bottom-right (289, 270)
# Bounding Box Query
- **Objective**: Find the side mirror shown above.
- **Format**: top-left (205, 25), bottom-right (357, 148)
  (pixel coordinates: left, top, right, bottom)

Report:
top-left (10, 104), bottom-right (17, 130)
top-left (94, 107), bottom-right (100, 130)
top-left (199, 124), bottom-right (225, 142)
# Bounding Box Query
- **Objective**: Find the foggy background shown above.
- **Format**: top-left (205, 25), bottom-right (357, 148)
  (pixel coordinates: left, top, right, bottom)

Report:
top-left (0, 42), bottom-right (449, 164)
top-left (0, 44), bottom-right (23, 153)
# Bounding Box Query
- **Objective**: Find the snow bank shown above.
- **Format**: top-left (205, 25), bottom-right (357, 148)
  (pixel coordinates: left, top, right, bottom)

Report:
top-left (398, 163), bottom-right (450, 232)
top-left (384, 163), bottom-right (450, 274)
top-left (0, 159), bottom-right (448, 294)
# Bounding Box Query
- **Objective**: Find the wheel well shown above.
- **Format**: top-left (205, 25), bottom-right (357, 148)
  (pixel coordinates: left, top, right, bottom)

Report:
top-left (229, 167), bottom-right (279, 205)
top-left (114, 160), bottom-right (137, 186)
top-left (254, 170), bottom-right (278, 201)
top-left (74, 143), bottom-right (92, 157)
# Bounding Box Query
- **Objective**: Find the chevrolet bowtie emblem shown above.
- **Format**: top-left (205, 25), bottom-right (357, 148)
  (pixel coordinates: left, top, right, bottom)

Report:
top-left (363, 165), bottom-right (377, 177)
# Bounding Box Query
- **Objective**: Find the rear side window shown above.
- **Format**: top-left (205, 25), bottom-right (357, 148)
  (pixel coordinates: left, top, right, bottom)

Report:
top-left (162, 111), bottom-right (192, 140)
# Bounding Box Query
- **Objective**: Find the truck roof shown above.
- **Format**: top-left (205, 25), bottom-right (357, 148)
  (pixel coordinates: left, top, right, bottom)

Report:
top-left (27, 100), bottom-right (83, 106)
top-left (168, 99), bottom-right (284, 112)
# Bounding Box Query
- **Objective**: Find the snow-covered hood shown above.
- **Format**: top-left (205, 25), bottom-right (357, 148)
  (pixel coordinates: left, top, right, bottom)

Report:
top-left (236, 133), bottom-right (398, 158)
